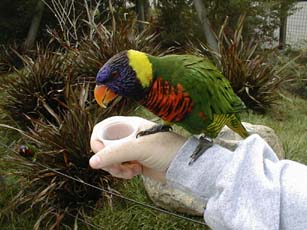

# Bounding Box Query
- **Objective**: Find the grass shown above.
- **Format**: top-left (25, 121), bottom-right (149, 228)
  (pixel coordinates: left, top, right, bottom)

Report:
top-left (91, 178), bottom-right (205, 230)
top-left (0, 111), bottom-right (37, 229)
top-left (0, 178), bottom-right (36, 230)
top-left (1, 90), bottom-right (307, 229)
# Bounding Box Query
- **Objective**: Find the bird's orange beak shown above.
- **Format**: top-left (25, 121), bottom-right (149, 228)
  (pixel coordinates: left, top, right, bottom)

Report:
top-left (94, 85), bottom-right (118, 108)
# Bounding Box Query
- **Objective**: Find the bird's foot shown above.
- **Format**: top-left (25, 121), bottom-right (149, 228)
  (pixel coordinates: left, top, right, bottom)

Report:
top-left (136, 124), bottom-right (173, 138)
top-left (188, 135), bottom-right (213, 165)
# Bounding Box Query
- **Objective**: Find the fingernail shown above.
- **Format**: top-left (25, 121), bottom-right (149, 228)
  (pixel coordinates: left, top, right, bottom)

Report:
top-left (89, 155), bottom-right (102, 168)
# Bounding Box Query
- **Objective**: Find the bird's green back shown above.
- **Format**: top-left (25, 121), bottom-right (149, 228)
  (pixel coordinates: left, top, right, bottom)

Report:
top-left (147, 54), bottom-right (246, 134)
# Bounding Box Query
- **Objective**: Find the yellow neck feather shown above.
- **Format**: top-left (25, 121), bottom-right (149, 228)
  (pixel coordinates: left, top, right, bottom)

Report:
top-left (127, 50), bottom-right (152, 88)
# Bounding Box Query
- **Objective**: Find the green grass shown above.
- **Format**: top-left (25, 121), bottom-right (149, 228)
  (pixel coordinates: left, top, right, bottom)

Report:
top-left (1, 91), bottom-right (307, 229)
top-left (0, 121), bottom-right (37, 229)
top-left (0, 178), bottom-right (36, 230)
top-left (89, 177), bottom-right (206, 230)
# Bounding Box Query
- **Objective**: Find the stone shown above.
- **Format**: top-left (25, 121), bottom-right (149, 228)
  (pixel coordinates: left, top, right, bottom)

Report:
top-left (142, 176), bottom-right (205, 216)
top-left (142, 122), bottom-right (285, 216)
top-left (214, 122), bottom-right (285, 159)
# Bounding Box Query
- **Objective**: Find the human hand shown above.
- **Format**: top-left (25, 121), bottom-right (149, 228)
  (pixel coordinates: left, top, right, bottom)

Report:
top-left (89, 116), bottom-right (187, 182)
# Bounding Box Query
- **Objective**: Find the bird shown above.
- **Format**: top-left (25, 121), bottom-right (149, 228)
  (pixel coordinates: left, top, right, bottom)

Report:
top-left (19, 144), bottom-right (36, 159)
top-left (94, 49), bottom-right (249, 163)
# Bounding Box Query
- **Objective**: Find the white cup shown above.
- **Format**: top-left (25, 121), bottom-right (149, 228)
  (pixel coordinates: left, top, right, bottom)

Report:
top-left (97, 118), bottom-right (138, 147)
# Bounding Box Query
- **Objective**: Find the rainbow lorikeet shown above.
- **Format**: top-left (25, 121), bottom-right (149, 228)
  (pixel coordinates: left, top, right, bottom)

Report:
top-left (94, 50), bottom-right (249, 162)
top-left (19, 144), bottom-right (37, 160)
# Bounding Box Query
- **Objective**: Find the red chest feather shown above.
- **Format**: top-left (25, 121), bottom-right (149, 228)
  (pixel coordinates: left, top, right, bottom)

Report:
top-left (141, 78), bottom-right (193, 122)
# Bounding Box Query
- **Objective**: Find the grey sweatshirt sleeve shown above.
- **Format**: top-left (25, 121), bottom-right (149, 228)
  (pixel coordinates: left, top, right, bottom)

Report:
top-left (166, 134), bottom-right (307, 230)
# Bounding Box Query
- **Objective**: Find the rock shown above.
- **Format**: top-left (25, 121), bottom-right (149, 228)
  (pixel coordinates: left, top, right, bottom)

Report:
top-left (143, 122), bottom-right (284, 216)
top-left (214, 122), bottom-right (285, 159)
top-left (142, 176), bottom-right (205, 216)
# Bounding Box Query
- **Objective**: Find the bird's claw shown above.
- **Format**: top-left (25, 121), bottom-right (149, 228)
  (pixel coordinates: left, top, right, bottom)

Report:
top-left (188, 135), bottom-right (213, 165)
top-left (136, 124), bottom-right (173, 138)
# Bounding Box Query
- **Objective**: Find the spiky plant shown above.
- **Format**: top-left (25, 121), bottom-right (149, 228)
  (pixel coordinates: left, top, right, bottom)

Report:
top-left (0, 85), bottom-right (116, 229)
top-left (188, 16), bottom-right (288, 113)
top-left (1, 48), bottom-right (71, 128)
top-left (0, 43), bottom-right (25, 74)
top-left (216, 17), bottom-right (286, 113)
top-left (266, 48), bottom-right (307, 99)
top-left (70, 17), bottom-right (165, 80)
top-left (45, 0), bottom-right (169, 115)
top-left (46, 0), bottom-right (167, 80)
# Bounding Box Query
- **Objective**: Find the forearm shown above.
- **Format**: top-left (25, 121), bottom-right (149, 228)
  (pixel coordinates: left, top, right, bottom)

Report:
top-left (166, 134), bottom-right (307, 230)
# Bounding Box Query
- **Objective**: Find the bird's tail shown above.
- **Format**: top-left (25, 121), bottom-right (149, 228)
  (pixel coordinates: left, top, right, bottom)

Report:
top-left (226, 114), bottom-right (249, 138)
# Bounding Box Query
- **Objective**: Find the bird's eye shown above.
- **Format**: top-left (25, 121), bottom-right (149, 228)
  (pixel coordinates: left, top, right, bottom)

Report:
top-left (111, 71), bottom-right (119, 79)
top-left (103, 71), bottom-right (119, 84)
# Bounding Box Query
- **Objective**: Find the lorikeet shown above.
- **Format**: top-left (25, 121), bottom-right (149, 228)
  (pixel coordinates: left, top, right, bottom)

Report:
top-left (94, 50), bottom-right (249, 161)
top-left (19, 144), bottom-right (37, 160)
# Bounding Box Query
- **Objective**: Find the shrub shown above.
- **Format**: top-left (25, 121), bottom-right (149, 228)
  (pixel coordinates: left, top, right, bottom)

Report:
top-left (1, 48), bottom-right (70, 127)
top-left (267, 48), bottom-right (307, 99)
top-left (188, 16), bottom-right (288, 113)
top-left (0, 86), bottom-right (115, 229)
top-left (70, 17), bottom-right (165, 82)
top-left (0, 43), bottom-right (26, 74)
top-left (217, 18), bottom-right (285, 112)
top-left (155, 1), bottom-right (202, 48)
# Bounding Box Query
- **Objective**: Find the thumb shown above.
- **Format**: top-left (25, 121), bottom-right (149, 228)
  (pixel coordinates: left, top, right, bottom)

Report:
top-left (89, 140), bottom-right (142, 169)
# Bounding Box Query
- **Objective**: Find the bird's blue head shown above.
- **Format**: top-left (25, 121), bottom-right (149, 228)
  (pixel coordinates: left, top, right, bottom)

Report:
top-left (95, 50), bottom-right (153, 108)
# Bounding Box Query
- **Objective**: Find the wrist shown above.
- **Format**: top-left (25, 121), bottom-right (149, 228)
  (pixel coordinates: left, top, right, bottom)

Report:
top-left (166, 136), bottom-right (233, 202)
top-left (142, 166), bottom-right (166, 183)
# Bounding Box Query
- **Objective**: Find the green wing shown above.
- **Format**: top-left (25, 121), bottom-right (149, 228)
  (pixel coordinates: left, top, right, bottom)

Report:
top-left (150, 54), bottom-right (245, 120)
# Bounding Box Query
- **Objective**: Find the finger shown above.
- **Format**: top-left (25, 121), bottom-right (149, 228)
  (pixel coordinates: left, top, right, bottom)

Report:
top-left (90, 116), bottom-right (139, 145)
top-left (102, 162), bottom-right (141, 174)
top-left (90, 116), bottom-right (155, 154)
top-left (131, 117), bottom-right (156, 131)
top-left (105, 163), bottom-right (142, 179)
top-left (90, 139), bottom-right (105, 154)
top-left (89, 140), bottom-right (142, 169)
